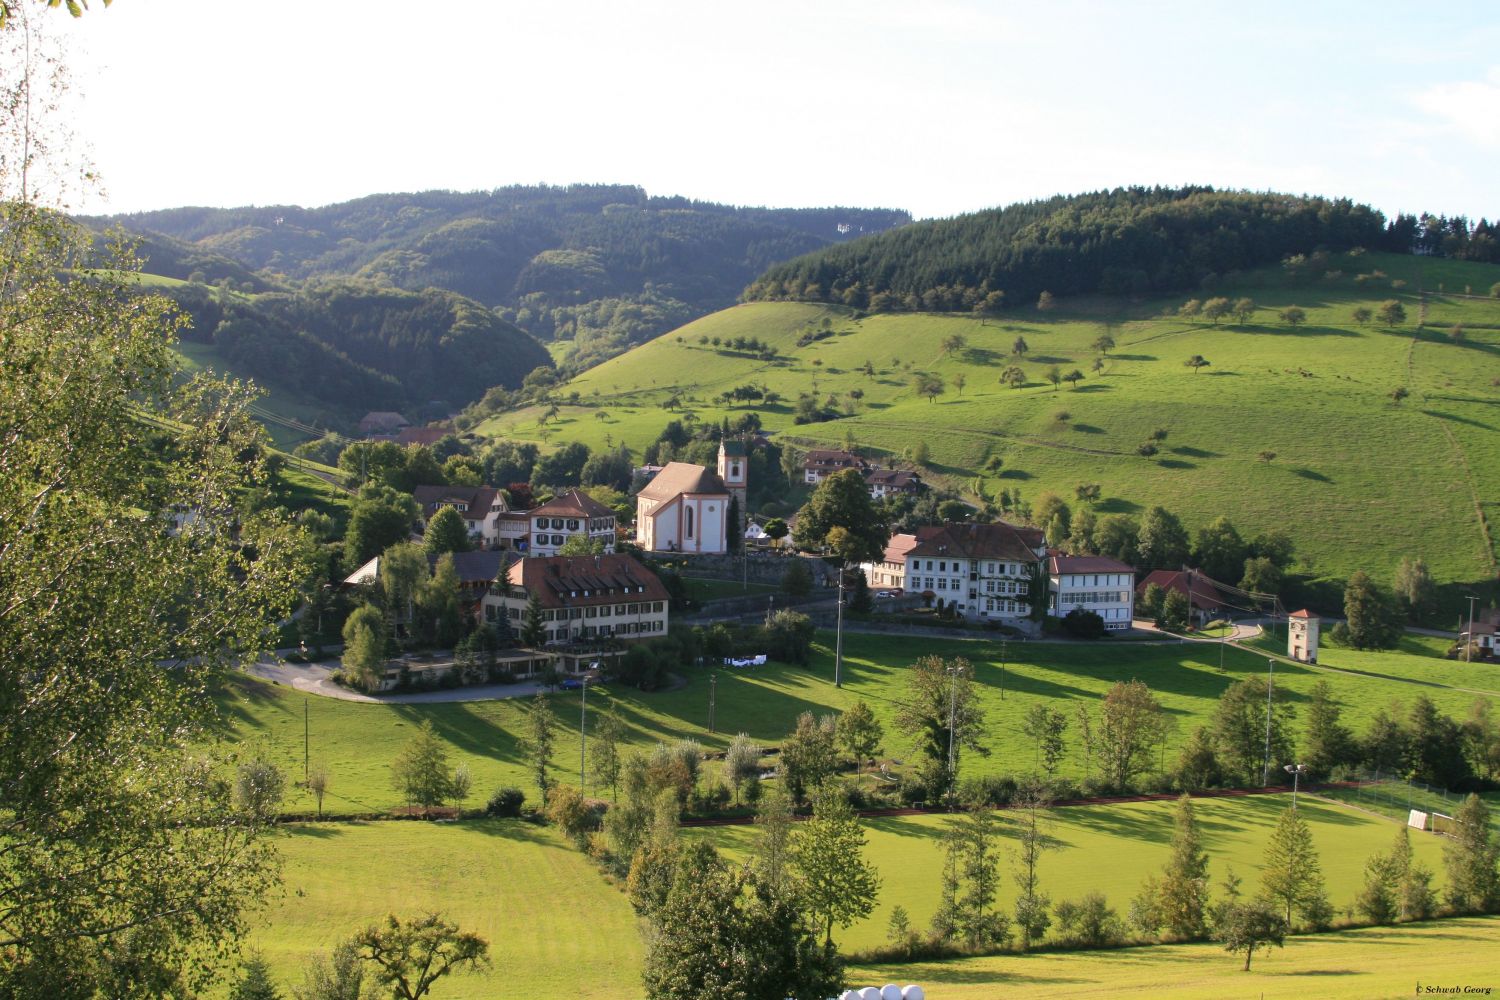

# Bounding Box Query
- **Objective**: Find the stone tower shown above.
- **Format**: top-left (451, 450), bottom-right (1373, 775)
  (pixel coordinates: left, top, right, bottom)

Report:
top-left (1288, 609), bottom-right (1320, 663)
top-left (717, 439), bottom-right (748, 523)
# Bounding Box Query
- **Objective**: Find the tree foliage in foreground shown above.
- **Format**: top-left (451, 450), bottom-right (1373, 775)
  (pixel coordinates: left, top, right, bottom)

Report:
top-left (0, 166), bottom-right (310, 996)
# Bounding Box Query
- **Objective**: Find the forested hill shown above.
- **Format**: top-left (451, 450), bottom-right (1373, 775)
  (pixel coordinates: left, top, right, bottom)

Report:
top-left (89, 185), bottom-right (911, 371)
top-left (742, 187), bottom-right (1416, 309)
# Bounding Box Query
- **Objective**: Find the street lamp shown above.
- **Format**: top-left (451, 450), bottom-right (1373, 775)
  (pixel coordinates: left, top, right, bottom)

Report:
top-left (1284, 763), bottom-right (1309, 809)
top-left (834, 565), bottom-right (845, 688)
top-left (579, 667), bottom-right (593, 792)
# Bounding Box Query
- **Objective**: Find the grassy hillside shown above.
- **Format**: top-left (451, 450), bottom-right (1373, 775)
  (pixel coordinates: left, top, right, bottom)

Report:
top-left (242, 803), bottom-right (1486, 998)
top-left (694, 794), bottom-right (1453, 952)
top-left (217, 630), bottom-right (1497, 816)
top-left (478, 251), bottom-right (1500, 590)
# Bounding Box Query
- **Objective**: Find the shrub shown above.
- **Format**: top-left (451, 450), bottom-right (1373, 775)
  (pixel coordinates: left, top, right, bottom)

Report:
top-left (958, 773), bottom-right (1018, 807)
top-left (1060, 608), bottom-right (1106, 639)
top-left (234, 759), bottom-right (286, 821)
top-left (485, 787), bottom-right (526, 818)
top-left (1054, 892), bottom-right (1125, 947)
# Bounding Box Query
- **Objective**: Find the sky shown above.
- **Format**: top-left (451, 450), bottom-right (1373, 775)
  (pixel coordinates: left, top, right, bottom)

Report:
top-left (42, 0), bottom-right (1500, 222)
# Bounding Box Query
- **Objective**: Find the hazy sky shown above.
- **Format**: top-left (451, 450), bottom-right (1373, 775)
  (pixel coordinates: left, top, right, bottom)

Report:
top-left (52, 1), bottom-right (1500, 221)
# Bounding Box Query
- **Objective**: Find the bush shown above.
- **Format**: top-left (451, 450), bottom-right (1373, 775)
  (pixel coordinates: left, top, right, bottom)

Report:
top-left (1054, 892), bottom-right (1125, 948)
top-left (958, 773), bottom-right (1018, 808)
top-left (1060, 608), bottom-right (1106, 639)
top-left (234, 759), bottom-right (286, 821)
top-left (485, 787), bottom-right (526, 818)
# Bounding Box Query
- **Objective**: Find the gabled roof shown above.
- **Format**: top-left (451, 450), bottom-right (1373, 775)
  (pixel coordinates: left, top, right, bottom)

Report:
top-left (1137, 569), bottom-right (1233, 610)
top-left (879, 533), bottom-right (919, 564)
top-left (503, 554), bottom-right (670, 610)
top-left (412, 485), bottom-right (503, 522)
top-left (529, 489), bottom-right (615, 520)
top-left (908, 521), bottom-right (1043, 563)
top-left (865, 468), bottom-right (922, 487)
top-left (359, 411), bottom-right (409, 433)
top-left (395, 425), bottom-right (453, 447)
top-left (429, 549), bottom-right (510, 586)
top-left (1049, 554), bottom-right (1135, 575)
top-left (804, 449), bottom-right (867, 470)
top-left (636, 462), bottom-right (728, 503)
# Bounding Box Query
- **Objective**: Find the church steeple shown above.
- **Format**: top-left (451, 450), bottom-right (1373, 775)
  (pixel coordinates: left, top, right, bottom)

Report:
top-left (717, 439), bottom-right (748, 519)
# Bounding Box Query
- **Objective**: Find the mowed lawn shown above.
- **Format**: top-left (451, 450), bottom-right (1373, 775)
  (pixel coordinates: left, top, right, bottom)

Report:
top-left (693, 794), bottom-right (1454, 953)
top-left (215, 629), bottom-right (1497, 815)
top-left (849, 915), bottom-right (1500, 1000)
top-left (248, 819), bottom-right (642, 999)
top-left (475, 251), bottom-right (1500, 585)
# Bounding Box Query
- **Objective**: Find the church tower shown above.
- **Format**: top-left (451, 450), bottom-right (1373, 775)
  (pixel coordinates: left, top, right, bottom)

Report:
top-left (717, 440), bottom-right (748, 523)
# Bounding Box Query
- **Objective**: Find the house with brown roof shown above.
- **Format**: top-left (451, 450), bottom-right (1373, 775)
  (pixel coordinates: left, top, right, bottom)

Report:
top-left (1048, 553), bottom-right (1136, 631)
top-left (635, 462), bottom-right (732, 554)
top-left (524, 490), bottom-right (618, 557)
top-left (481, 554), bottom-right (670, 652)
top-left (873, 520), bottom-right (1048, 624)
top-left (412, 485), bottom-right (507, 547)
top-left (803, 449), bottom-right (869, 484)
top-left (861, 533), bottom-right (918, 590)
top-left (1137, 569), bottom-right (1235, 626)
top-left (394, 423), bottom-right (454, 448)
top-left (358, 411), bottom-right (409, 437)
top-left (863, 467), bottom-right (923, 499)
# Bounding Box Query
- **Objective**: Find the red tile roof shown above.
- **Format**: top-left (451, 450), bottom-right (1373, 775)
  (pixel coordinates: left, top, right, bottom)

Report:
top-left (909, 521), bottom-right (1043, 563)
top-left (1288, 608), bottom-right (1320, 619)
top-left (879, 533), bottom-right (919, 564)
top-left (1049, 554), bottom-right (1136, 575)
top-left (1137, 569), bottom-right (1233, 610)
top-left (804, 449), bottom-right (868, 471)
top-left (504, 554), bottom-right (669, 610)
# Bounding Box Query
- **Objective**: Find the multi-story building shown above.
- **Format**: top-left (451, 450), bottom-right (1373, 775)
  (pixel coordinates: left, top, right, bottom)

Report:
top-left (863, 533), bottom-right (918, 590)
top-left (1047, 554), bottom-right (1136, 631)
top-left (481, 554), bottom-right (670, 649)
top-left (877, 521), bottom-right (1048, 623)
top-left (802, 449), bottom-right (868, 484)
top-left (524, 490), bottom-right (617, 556)
top-left (413, 485), bottom-right (508, 547)
top-left (863, 468), bottom-right (923, 499)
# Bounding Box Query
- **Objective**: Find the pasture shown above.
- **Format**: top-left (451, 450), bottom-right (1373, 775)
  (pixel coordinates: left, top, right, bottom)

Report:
top-left (475, 251), bottom-right (1500, 587)
top-left (217, 628), bottom-right (1497, 816)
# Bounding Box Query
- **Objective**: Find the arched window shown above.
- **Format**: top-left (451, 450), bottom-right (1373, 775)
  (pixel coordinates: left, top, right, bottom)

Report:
top-left (685, 506), bottom-right (695, 539)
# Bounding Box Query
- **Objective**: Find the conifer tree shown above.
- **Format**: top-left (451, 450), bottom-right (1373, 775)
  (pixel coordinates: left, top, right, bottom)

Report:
top-left (1259, 806), bottom-right (1331, 929)
top-left (1157, 794), bottom-right (1211, 938)
top-left (1444, 793), bottom-right (1500, 913)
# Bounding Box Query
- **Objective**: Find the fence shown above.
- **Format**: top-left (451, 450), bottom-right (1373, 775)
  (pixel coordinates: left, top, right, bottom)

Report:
top-left (1318, 769), bottom-right (1498, 833)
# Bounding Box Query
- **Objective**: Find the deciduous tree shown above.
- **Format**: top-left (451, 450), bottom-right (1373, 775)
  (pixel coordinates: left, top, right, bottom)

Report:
top-left (791, 788), bottom-right (882, 946)
top-left (351, 913), bottom-right (489, 1000)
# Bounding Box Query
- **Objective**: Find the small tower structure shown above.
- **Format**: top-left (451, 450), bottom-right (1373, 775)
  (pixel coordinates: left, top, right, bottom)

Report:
top-left (1288, 609), bottom-right (1320, 663)
top-left (717, 440), bottom-right (748, 523)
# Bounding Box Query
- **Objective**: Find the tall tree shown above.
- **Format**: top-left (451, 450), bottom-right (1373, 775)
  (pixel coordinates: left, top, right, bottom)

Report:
top-left (1011, 791), bottom-right (1056, 950)
top-left (791, 469), bottom-right (889, 564)
top-left (753, 786), bottom-right (797, 898)
top-left (1259, 806), bottom-right (1330, 929)
top-left (344, 485), bottom-right (420, 572)
top-left (791, 788), bottom-right (882, 946)
top-left (1443, 793), bottom-right (1500, 913)
top-left (1091, 680), bottom-right (1170, 790)
top-left (724, 732), bottom-right (763, 806)
top-left (520, 592), bottom-right (548, 648)
top-left (1392, 556), bottom-right (1436, 623)
top-left (524, 691), bottom-right (557, 803)
top-left (1192, 516), bottom-right (1247, 585)
top-left (1158, 794), bottom-right (1211, 939)
top-left (423, 505), bottom-right (471, 556)
top-left (1022, 705), bottom-right (1068, 779)
top-left (390, 719), bottom-right (456, 815)
top-left (893, 656), bottom-right (990, 796)
top-left (0, 50), bottom-right (310, 992)
top-left (836, 701), bottom-right (883, 784)
top-left (1136, 506), bottom-right (1190, 571)
top-left (590, 711), bottom-right (624, 802)
top-left (945, 799), bottom-right (1008, 948)
top-left (1210, 676), bottom-right (1296, 785)
top-left (778, 711), bottom-right (837, 806)
top-left (1343, 570), bottom-right (1400, 649)
top-left (1302, 680), bottom-right (1355, 777)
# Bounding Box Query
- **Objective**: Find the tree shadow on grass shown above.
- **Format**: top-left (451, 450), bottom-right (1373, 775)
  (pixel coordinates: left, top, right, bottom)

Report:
top-left (1292, 468), bottom-right (1332, 483)
top-left (1423, 408), bottom-right (1497, 432)
top-left (1111, 354), bottom-right (1156, 362)
top-left (1072, 423), bottom-right (1105, 434)
top-left (999, 469), bottom-right (1033, 480)
top-left (463, 817), bottom-right (562, 845)
top-left (1173, 446), bottom-right (1221, 458)
top-left (1096, 497), bottom-right (1141, 514)
top-left (1157, 459), bottom-right (1196, 470)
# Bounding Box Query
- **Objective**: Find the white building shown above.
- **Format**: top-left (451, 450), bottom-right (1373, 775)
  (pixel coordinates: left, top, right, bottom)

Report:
top-left (1048, 554), bottom-right (1136, 631)
top-left (896, 521), bottom-right (1048, 623)
top-left (480, 553), bottom-right (670, 647)
top-left (635, 462), bottom-right (732, 554)
top-left (524, 490), bottom-right (617, 557)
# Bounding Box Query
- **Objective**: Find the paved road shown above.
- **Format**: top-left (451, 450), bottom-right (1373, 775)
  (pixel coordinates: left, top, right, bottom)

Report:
top-left (243, 654), bottom-right (565, 704)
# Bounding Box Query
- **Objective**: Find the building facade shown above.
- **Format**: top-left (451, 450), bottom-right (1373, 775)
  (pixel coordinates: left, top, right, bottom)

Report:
top-left (525, 490), bottom-right (617, 556)
top-left (1048, 554), bottom-right (1136, 631)
top-left (635, 462), bottom-right (732, 554)
top-left (480, 554), bottom-right (670, 648)
top-left (871, 521), bottom-right (1048, 623)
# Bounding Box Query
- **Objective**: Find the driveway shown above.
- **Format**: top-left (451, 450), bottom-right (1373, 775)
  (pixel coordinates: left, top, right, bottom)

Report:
top-left (242, 654), bottom-right (567, 704)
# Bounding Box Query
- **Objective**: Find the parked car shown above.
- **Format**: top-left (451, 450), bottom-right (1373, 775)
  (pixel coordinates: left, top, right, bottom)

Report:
top-left (559, 678), bottom-right (584, 690)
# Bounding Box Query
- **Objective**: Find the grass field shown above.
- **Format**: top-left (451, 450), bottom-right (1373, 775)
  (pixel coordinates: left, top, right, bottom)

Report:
top-left (694, 794), bottom-right (1454, 953)
top-left (475, 252), bottom-right (1500, 590)
top-left (248, 819), bottom-right (642, 998)
top-left (848, 915), bottom-right (1500, 999)
top-left (242, 798), bottom-right (1481, 998)
top-left (682, 576), bottom-right (783, 601)
top-left (219, 628), bottom-right (1497, 816)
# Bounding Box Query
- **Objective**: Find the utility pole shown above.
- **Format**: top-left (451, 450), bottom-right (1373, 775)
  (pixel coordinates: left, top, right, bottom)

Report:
top-left (834, 565), bottom-right (845, 688)
top-left (1262, 658), bottom-right (1275, 786)
top-left (579, 672), bottom-right (589, 792)
top-left (947, 663), bottom-right (959, 807)
top-left (708, 673), bottom-right (717, 734)
top-left (1465, 595), bottom-right (1479, 664)
top-left (999, 639), bottom-right (1007, 700)
top-left (303, 698), bottom-right (309, 785)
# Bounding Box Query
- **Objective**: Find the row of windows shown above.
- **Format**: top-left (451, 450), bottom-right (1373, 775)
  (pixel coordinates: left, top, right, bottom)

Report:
top-left (983, 598), bottom-right (1025, 614)
top-left (551, 621), bottom-right (664, 641)
top-left (1061, 574), bottom-right (1130, 587)
top-left (490, 601), bottom-right (665, 622)
top-left (913, 559), bottom-right (1030, 575)
top-left (983, 579), bottom-right (1026, 595)
top-left (1053, 591), bottom-right (1131, 606)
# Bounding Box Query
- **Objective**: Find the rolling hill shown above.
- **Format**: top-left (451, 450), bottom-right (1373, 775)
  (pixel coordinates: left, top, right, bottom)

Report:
top-left (475, 250), bottom-right (1500, 597)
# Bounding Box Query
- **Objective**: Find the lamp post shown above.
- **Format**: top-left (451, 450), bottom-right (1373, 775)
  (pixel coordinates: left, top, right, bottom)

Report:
top-left (834, 565), bottom-right (845, 689)
top-left (1284, 763), bottom-right (1308, 809)
top-left (946, 662), bottom-right (961, 808)
top-left (1465, 595), bottom-right (1479, 664)
top-left (579, 667), bottom-right (593, 792)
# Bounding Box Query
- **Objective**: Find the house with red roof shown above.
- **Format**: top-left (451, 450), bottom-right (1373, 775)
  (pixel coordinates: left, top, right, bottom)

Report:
top-left (481, 553), bottom-right (670, 650)
top-left (1136, 568), bottom-right (1235, 626)
top-left (524, 489), bottom-right (618, 556)
top-left (873, 520), bottom-right (1048, 625)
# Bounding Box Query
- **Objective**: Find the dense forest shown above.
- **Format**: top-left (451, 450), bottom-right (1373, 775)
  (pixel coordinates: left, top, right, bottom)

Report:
top-left (166, 279), bottom-right (551, 416)
top-left (88, 185), bottom-right (910, 373)
top-left (742, 187), bottom-right (1494, 309)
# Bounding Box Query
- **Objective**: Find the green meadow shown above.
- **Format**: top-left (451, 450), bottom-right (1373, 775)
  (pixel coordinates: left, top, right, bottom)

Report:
top-left (693, 794), bottom-right (1454, 952)
top-left (220, 629), bottom-right (1498, 816)
top-left (476, 252), bottom-right (1500, 587)
top-left (243, 798), bottom-right (1483, 998)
